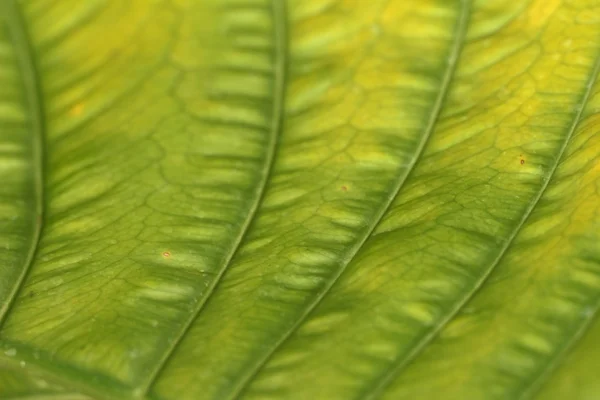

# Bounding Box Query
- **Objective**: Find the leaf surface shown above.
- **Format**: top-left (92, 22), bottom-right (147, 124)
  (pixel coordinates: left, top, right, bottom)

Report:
top-left (0, 0), bottom-right (599, 399)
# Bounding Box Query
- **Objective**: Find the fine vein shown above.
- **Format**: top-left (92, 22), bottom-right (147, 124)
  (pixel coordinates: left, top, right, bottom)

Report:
top-left (135, 0), bottom-right (289, 395)
top-left (0, 0), bottom-right (46, 327)
top-left (227, 1), bottom-right (471, 398)
top-left (367, 14), bottom-right (600, 400)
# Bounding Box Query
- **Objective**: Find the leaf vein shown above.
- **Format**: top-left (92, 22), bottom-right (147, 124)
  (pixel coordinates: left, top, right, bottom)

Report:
top-left (0, 0), bottom-right (46, 329)
top-left (365, 12), bottom-right (600, 400)
top-left (516, 49), bottom-right (600, 400)
top-left (134, 0), bottom-right (289, 395)
top-left (226, 0), bottom-right (472, 398)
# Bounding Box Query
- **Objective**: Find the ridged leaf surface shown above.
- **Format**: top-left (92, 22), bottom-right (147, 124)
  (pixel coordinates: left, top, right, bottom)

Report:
top-left (0, 0), bottom-right (599, 399)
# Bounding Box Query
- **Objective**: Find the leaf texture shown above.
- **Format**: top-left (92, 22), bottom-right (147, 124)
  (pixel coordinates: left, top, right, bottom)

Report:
top-left (0, 0), bottom-right (599, 399)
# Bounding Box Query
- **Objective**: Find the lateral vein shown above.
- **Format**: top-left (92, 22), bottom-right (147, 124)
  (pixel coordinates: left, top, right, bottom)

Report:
top-left (135, 0), bottom-right (289, 395)
top-left (0, 0), bottom-right (46, 328)
top-left (517, 45), bottom-right (600, 400)
top-left (368, 8), bottom-right (600, 400)
top-left (227, 1), bottom-right (472, 398)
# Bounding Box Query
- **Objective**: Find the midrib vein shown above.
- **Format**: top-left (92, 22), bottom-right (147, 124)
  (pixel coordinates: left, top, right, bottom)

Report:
top-left (0, 0), bottom-right (46, 327)
top-left (134, 0), bottom-right (289, 396)
top-left (365, 16), bottom-right (600, 400)
top-left (226, 1), bottom-right (471, 399)
top-left (517, 49), bottom-right (600, 400)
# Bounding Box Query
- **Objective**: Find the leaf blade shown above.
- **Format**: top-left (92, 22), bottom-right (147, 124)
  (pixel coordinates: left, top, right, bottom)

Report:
top-left (0, 1), bottom-right (599, 399)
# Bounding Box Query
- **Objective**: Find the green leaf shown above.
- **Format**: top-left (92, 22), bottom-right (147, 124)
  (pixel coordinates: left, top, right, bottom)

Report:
top-left (1, 0), bottom-right (599, 399)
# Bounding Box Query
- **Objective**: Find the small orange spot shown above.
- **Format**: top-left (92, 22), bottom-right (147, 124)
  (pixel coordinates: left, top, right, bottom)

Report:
top-left (70, 103), bottom-right (84, 116)
top-left (162, 251), bottom-right (171, 258)
top-left (341, 185), bottom-right (348, 192)
top-left (520, 159), bottom-right (525, 165)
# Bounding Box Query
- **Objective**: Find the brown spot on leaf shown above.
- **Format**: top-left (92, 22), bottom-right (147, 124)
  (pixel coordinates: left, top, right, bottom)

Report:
top-left (162, 251), bottom-right (171, 258)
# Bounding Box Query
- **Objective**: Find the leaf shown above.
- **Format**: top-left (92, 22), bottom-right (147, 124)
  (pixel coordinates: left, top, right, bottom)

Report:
top-left (0, 0), bottom-right (599, 399)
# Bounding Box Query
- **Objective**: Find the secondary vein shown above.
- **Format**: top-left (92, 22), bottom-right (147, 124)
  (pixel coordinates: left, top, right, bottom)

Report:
top-left (134, 0), bottom-right (289, 395)
top-left (0, 0), bottom-right (46, 328)
top-left (367, 11), bottom-right (600, 400)
top-left (226, 1), bottom-right (471, 398)
top-left (517, 47), bottom-right (600, 400)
